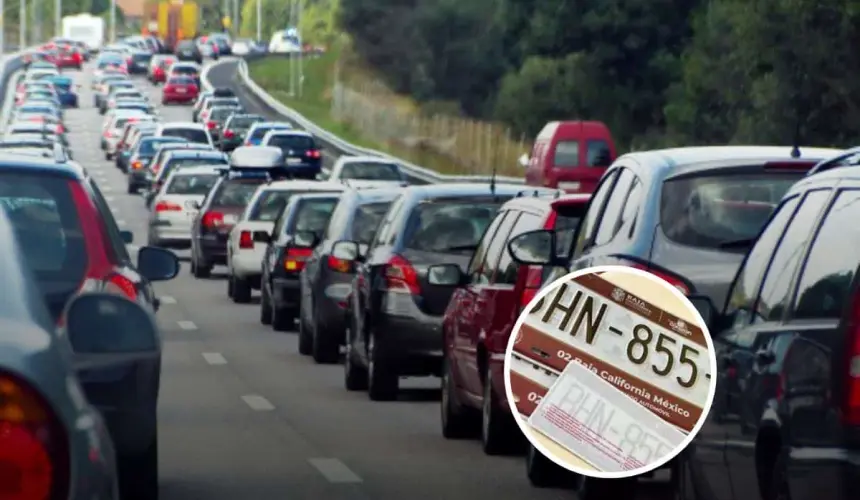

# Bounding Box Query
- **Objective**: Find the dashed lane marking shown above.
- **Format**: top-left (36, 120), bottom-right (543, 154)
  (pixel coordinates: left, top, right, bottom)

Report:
top-left (105, 195), bottom-right (114, 201)
top-left (115, 219), bottom-right (126, 226)
top-left (308, 458), bottom-right (363, 483)
top-left (202, 352), bottom-right (227, 365)
top-left (101, 186), bottom-right (113, 192)
top-left (241, 394), bottom-right (275, 411)
top-left (177, 320), bottom-right (198, 330)
top-left (159, 295), bottom-right (177, 304)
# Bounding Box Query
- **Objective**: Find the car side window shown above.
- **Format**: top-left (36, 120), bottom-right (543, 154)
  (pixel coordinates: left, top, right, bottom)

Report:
top-left (593, 168), bottom-right (635, 246)
top-left (87, 179), bottom-right (132, 263)
top-left (371, 196), bottom-right (404, 249)
top-left (467, 210), bottom-right (508, 281)
top-left (477, 212), bottom-right (519, 285)
top-left (723, 195), bottom-right (801, 327)
top-left (572, 170), bottom-right (618, 256)
top-left (792, 189), bottom-right (860, 320)
top-left (496, 212), bottom-right (543, 285)
top-left (618, 177), bottom-right (644, 239)
top-left (754, 190), bottom-right (831, 323)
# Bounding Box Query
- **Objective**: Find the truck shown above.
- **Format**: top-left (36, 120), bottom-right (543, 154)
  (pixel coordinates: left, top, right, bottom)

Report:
top-left (62, 13), bottom-right (105, 52)
top-left (142, 0), bottom-right (200, 52)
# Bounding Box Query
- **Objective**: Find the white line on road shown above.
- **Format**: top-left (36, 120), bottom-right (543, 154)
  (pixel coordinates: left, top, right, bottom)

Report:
top-left (115, 219), bottom-right (126, 226)
top-left (159, 295), bottom-right (177, 304)
top-left (102, 186), bottom-right (113, 192)
top-left (241, 394), bottom-right (275, 411)
top-left (308, 458), bottom-right (363, 483)
top-left (201, 352), bottom-right (227, 365)
top-left (177, 320), bottom-right (198, 330)
top-left (105, 196), bottom-right (114, 201)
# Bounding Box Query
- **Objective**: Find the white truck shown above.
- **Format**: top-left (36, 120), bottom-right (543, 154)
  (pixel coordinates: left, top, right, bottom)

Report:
top-left (62, 14), bottom-right (105, 52)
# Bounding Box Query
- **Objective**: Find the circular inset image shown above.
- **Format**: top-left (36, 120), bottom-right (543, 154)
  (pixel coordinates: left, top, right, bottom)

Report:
top-left (504, 265), bottom-right (717, 479)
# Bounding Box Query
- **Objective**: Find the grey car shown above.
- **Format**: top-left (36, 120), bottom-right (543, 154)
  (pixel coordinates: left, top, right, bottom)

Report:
top-left (0, 206), bottom-right (168, 499)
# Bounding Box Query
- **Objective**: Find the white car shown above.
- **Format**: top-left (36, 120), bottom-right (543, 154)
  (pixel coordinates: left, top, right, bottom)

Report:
top-left (147, 166), bottom-right (224, 249)
top-left (226, 180), bottom-right (346, 302)
top-left (154, 122), bottom-right (214, 148)
top-left (102, 111), bottom-right (153, 159)
top-left (231, 39), bottom-right (252, 56)
top-left (324, 156), bottom-right (408, 188)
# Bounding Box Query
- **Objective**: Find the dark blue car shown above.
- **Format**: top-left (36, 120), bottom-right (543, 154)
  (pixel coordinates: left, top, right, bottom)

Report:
top-left (48, 75), bottom-right (78, 107)
top-left (260, 130), bottom-right (323, 179)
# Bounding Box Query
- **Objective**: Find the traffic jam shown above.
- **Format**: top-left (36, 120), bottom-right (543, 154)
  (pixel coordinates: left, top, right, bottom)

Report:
top-left (1, 34), bottom-right (856, 500)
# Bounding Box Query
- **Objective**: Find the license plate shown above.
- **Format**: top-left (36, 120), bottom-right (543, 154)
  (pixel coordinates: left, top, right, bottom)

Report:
top-left (286, 158), bottom-right (302, 165)
top-left (176, 88), bottom-right (187, 94)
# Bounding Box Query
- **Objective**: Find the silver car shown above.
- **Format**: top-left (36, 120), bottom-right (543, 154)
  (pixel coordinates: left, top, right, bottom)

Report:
top-left (147, 166), bottom-right (224, 248)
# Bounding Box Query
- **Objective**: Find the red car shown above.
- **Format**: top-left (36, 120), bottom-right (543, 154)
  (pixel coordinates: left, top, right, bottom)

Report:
top-left (161, 76), bottom-right (199, 105)
top-left (439, 193), bottom-right (590, 453)
top-left (56, 46), bottom-right (83, 69)
top-left (150, 57), bottom-right (175, 84)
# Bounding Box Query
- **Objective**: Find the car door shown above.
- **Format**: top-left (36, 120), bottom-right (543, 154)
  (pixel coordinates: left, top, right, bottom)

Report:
top-left (567, 168), bottom-right (619, 266)
top-left (264, 209), bottom-right (290, 292)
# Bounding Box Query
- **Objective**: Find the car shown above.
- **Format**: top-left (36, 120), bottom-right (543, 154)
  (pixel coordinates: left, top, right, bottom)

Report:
top-left (322, 156), bottom-right (408, 187)
top-left (197, 38), bottom-right (220, 60)
top-left (229, 180), bottom-right (346, 303)
top-left (149, 54), bottom-right (176, 84)
top-left (95, 78), bottom-right (135, 109)
top-left (148, 149), bottom-right (229, 197)
top-left (511, 146), bottom-right (844, 309)
top-left (244, 121), bottom-right (293, 146)
top-left (167, 61), bottom-right (201, 87)
top-left (12, 112), bottom-right (65, 135)
top-left (55, 44), bottom-right (84, 69)
top-left (129, 50), bottom-right (153, 74)
top-left (197, 96), bottom-right (241, 124)
top-left (0, 152), bottom-right (180, 498)
top-left (678, 160), bottom-right (860, 500)
top-left (260, 130), bottom-right (323, 180)
top-left (16, 101), bottom-right (63, 121)
top-left (343, 183), bottom-right (554, 400)
top-left (143, 142), bottom-right (214, 205)
top-left (126, 135), bottom-right (187, 180)
top-left (112, 98), bottom-right (158, 116)
top-left (17, 84), bottom-right (59, 106)
top-left (231, 38), bottom-right (253, 56)
top-left (102, 89), bottom-right (148, 114)
top-left (218, 113), bottom-right (265, 152)
top-left (161, 75), bottom-right (200, 105)
top-left (24, 68), bottom-right (59, 81)
top-left (204, 104), bottom-right (243, 146)
top-left (115, 120), bottom-right (158, 171)
top-left (0, 139), bottom-right (71, 162)
top-left (147, 166), bottom-right (225, 249)
top-left (102, 112), bottom-right (154, 159)
top-left (175, 40), bottom-right (203, 64)
top-left (47, 74), bottom-right (79, 107)
top-left (154, 122), bottom-right (213, 147)
top-left (6, 124), bottom-right (68, 148)
top-left (299, 187), bottom-right (403, 360)
top-left (92, 57), bottom-right (126, 81)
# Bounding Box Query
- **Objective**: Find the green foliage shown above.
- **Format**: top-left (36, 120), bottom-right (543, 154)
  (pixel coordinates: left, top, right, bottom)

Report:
top-left (239, 0), bottom-right (338, 44)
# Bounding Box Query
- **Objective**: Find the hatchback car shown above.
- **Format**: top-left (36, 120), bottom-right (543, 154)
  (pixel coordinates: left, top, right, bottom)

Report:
top-left (154, 122), bottom-right (213, 147)
top-left (161, 75), bottom-right (199, 104)
top-left (325, 156), bottom-right (408, 187)
top-left (147, 166), bottom-right (224, 249)
top-left (260, 130), bottom-right (323, 179)
top-left (219, 113), bottom-right (265, 151)
top-left (196, 96), bottom-right (241, 124)
top-left (167, 62), bottom-right (201, 86)
top-left (126, 135), bottom-right (188, 184)
top-left (174, 40), bottom-right (203, 64)
top-left (205, 104), bottom-right (243, 145)
top-left (244, 121), bottom-right (293, 146)
top-left (102, 112), bottom-right (154, 159)
top-left (148, 54), bottom-right (176, 84)
top-left (115, 120), bottom-right (158, 171)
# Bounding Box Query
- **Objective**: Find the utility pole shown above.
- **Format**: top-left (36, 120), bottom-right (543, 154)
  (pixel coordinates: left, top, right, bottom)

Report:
top-left (288, 0), bottom-right (295, 97)
top-left (255, 0), bottom-right (261, 42)
top-left (297, 0), bottom-right (303, 98)
top-left (0, 0), bottom-right (5, 55)
top-left (32, 0), bottom-right (40, 45)
top-left (109, 0), bottom-right (115, 42)
top-left (55, 0), bottom-right (61, 37)
top-left (19, 0), bottom-right (25, 49)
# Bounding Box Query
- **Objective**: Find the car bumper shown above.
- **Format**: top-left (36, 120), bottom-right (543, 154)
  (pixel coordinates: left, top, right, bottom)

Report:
top-left (285, 161), bottom-right (322, 177)
top-left (151, 220), bottom-right (192, 247)
top-left (231, 250), bottom-right (264, 278)
top-left (377, 295), bottom-right (444, 375)
top-left (58, 93), bottom-right (78, 106)
top-left (272, 276), bottom-right (301, 309)
top-left (128, 168), bottom-right (151, 185)
top-left (198, 234), bottom-right (228, 264)
top-left (163, 93), bottom-right (197, 102)
top-left (220, 138), bottom-right (242, 151)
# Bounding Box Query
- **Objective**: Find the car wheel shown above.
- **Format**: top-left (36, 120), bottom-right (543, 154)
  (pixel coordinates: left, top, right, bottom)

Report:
top-left (126, 183), bottom-right (136, 194)
top-left (105, 152), bottom-right (112, 160)
top-left (192, 256), bottom-right (211, 278)
top-left (526, 443), bottom-right (567, 488)
top-left (227, 275), bottom-right (234, 298)
top-left (367, 332), bottom-right (398, 401)
top-left (440, 355), bottom-right (478, 439)
top-left (271, 302), bottom-right (293, 332)
top-left (118, 438), bottom-right (158, 500)
top-left (260, 283), bottom-right (273, 325)
top-left (344, 329), bottom-right (368, 391)
top-left (232, 276), bottom-right (252, 303)
top-left (311, 304), bottom-right (339, 364)
top-left (297, 307), bottom-right (313, 354)
top-left (481, 364), bottom-right (519, 455)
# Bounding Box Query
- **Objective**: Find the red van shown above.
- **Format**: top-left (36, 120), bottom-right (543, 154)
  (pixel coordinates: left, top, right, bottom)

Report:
top-left (524, 121), bottom-right (616, 193)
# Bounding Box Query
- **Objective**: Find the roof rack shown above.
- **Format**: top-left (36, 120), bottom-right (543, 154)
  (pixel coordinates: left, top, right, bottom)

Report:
top-left (514, 189), bottom-right (563, 198)
top-left (807, 147), bottom-right (860, 176)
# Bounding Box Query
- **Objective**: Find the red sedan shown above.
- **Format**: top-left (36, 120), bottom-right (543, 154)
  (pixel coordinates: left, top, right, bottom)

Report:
top-left (162, 76), bottom-right (199, 105)
top-left (150, 57), bottom-right (176, 84)
top-left (56, 47), bottom-right (83, 69)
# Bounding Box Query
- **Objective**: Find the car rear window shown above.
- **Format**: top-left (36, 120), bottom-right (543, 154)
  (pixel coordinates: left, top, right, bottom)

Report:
top-left (113, 117), bottom-right (147, 130)
top-left (162, 156), bottom-right (227, 178)
top-left (51, 79), bottom-right (71, 90)
top-left (162, 127), bottom-right (209, 144)
top-left (341, 162), bottom-right (401, 181)
top-left (352, 202), bottom-right (391, 244)
top-left (287, 198), bottom-right (340, 234)
top-left (211, 107), bottom-right (239, 121)
top-left (172, 66), bottom-right (199, 75)
top-left (660, 173), bottom-right (802, 250)
top-left (586, 140), bottom-right (613, 167)
top-left (166, 174), bottom-right (219, 195)
top-left (229, 116), bottom-right (263, 130)
top-left (211, 180), bottom-right (264, 208)
top-left (0, 173), bottom-right (85, 290)
top-left (248, 190), bottom-right (296, 221)
top-left (139, 138), bottom-right (183, 155)
top-left (250, 126), bottom-right (287, 141)
top-left (133, 53), bottom-right (152, 63)
top-left (404, 199), bottom-right (504, 253)
top-left (266, 134), bottom-right (314, 150)
top-left (168, 76), bottom-right (194, 86)
top-left (206, 98), bottom-right (238, 110)
top-left (553, 140), bottom-right (580, 168)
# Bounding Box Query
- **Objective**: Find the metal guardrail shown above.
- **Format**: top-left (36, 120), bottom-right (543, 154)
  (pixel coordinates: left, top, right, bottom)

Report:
top-left (201, 56), bottom-right (525, 185)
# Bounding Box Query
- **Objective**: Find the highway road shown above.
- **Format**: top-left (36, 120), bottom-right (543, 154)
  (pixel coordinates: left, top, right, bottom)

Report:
top-left (50, 59), bottom-right (575, 499)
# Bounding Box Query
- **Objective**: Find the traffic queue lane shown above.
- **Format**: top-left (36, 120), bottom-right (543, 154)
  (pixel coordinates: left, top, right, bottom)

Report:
top-left (44, 60), bottom-right (576, 499)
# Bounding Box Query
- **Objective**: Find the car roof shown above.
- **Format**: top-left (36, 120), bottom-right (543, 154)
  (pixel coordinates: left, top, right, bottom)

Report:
top-left (167, 150), bottom-right (226, 159)
top-left (500, 191), bottom-right (587, 212)
top-left (264, 129), bottom-right (312, 138)
top-left (167, 165), bottom-right (225, 176)
top-left (402, 183), bottom-right (551, 199)
top-left (338, 155), bottom-right (396, 165)
top-left (264, 180), bottom-right (346, 191)
top-left (158, 122), bottom-right (205, 131)
top-left (0, 154), bottom-right (83, 180)
top-left (250, 122), bottom-right (292, 129)
top-left (786, 164), bottom-right (860, 191)
top-left (230, 146), bottom-right (282, 165)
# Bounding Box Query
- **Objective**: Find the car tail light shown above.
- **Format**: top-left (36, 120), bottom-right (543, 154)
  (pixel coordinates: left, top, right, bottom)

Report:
top-left (841, 291), bottom-right (860, 425)
top-left (224, 129), bottom-right (234, 138)
top-left (105, 274), bottom-right (137, 298)
top-left (155, 201), bottom-right (181, 212)
top-left (623, 260), bottom-right (691, 295)
top-left (327, 255), bottom-right (352, 273)
top-left (202, 211), bottom-right (225, 228)
top-left (520, 267), bottom-right (544, 310)
top-left (306, 150), bottom-right (321, 159)
top-left (239, 231), bottom-right (254, 249)
top-left (284, 247), bottom-right (312, 272)
top-left (55, 124), bottom-right (63, 134)
top-left (0, 370), bottom-right (70, 500)
top-left (131, 161), bottom-right (143, 170)
top-left (103, 131), bottom-right (111, 138)
top-left (206, 121), bottom-right (216, 129)
top-left (73, 52), bottom-right (81, 63)
top-left (385, 255), bottom-right (420, 294)
top-left (163, 85), bottom-right (173, 92)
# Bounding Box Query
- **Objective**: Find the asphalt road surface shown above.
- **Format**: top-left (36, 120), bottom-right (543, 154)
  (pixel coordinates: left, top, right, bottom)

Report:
top-left (9, 58), bottom-right (675, 499)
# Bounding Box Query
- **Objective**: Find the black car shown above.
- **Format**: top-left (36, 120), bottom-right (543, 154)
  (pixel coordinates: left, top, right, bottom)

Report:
top-left (206, 105), bottom-right (243, 146)
top-left (126, 136), bottom-right (190, 193)
top-left (129, 50), bottom-right (153, 74)
top-left (261, 130), bottom-right (323, 180)
top-left (175, 40), bottom-right (202, 64)
top-left (219, 113), bottom-right (265, 152)
top-left (0, 153), bottom-right (180, 498)
top-left (259, 192), bottom-right (343, 331)
top-left (299, 188), bottom-right (402, 362)
top-left (342, 184), bottom-right (524, 400)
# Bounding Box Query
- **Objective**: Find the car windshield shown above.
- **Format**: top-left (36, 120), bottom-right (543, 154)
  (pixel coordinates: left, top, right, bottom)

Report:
top-left (172, 66), bottom-right (199, 76)
top-left (162, 127), bottom-right (209, 144)
top-left (166, 173), bottom-right (219, 195)
top-left (660, 173), bottom-right (802, 251)
top-left (211, 180), bottom-right (264, 208)
top-left (248, 190), bottom-right (297, 221)
top-left (288, 198), bottom-right (340, 234)
top-left (229, 115), bottom-right (263, 129)
top-left (138, 138), bottom-right (184, 156)
top-left (169, 77), bottom-right (195, 86)
top-left (211, 107), bottom-right (240, 121)
top-left (266, 134), bottom-right (314, 150)
top-left (340, 162), bottom-right (401, 181)
top-left (352, 202), bottom-right (392, 244)
top-left (161, 157), bottom-right (227, 179)
top-left (404, 199), bottom-right (504, 254)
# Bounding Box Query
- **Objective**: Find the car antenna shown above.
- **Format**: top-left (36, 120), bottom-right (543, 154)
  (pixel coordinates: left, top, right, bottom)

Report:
top-left (790, 118), bottom-right (802, 159)
top-left (489, 161), bottom-right (497, 199)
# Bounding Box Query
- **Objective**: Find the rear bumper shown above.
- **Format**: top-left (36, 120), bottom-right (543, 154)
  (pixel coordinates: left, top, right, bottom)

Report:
top-left (163, 93), bottom-right (197, 103)
top-left (272, 276), bottom-right (301, 310)
top-left (198, 235), bottom-right (228, 264)
top-left (376, 295), bottom-right (444, 375)
top-left (231, 249), bottom-right (265, 278)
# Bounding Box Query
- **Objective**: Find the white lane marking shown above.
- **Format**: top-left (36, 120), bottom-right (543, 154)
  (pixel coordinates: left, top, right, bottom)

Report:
top-left (105, 195), bottom-right (114, 201)
top-left (102, 186), bottom-right (113, 192)
top-left (159, 295), bottom-right (177, 304)
top-left (308, 458), bottom-right (363, 483)
top-left (177, 320), bottom-right (198, 330)
top-left (202, 352), bottom-right (227, 365)
top-left (115, 219), bottom-right (126, 226)
top-left (241, 394), bottom-right (275, 411)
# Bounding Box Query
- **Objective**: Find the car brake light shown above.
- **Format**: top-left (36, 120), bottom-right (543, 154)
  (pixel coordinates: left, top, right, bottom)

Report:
top-left (841, 290), bottom-right (860, 425)
top-left (385, 255), bottom-right (420, 294)
top-left (202, 211), bottom-right (224, 228)
top-left (239, 230), bottom-right (254, 249)
top-left (132, 161), bottom-right (143, 170)
top-left (105, 274), bottom-right (137, 298)
top-left (206, 121), bottom-right (216, 129)
top-left (224, 129), bottom-right (234, 138)
top-left (625, 261), bottom-right (691, 295)
top-left (284, 247), bottom-right (312, 272)
top-left (306, 150), bottom-right (321, 159)
top-left (155, 201), bottom-right (181, 212)
top-left (0, 370), bottom-right (70, 500)
top-left (327, 255), bottom-right (352, 273)
top-left (103, 131), bottom-right (111, 138)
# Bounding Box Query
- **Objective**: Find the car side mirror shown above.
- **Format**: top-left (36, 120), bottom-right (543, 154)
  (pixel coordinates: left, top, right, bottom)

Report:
top-left (508, 229), bottom-right (565, 266)
top-left (137, 246), bottom-right (179, 281)
top-left (332, 240), bottom-right (360, 261)
top-left (687, 294), bottom-right (719, 331)
top-left (427, 264), bottom-right (465, 287)
top-left (293, 230), bottom-right (318, 248)
top-left (65, 293), bottom-right (158, 355)
top-left (120, 230), bottom-right (134, 244)
top-left (252, 230), bottom-right (270, 243)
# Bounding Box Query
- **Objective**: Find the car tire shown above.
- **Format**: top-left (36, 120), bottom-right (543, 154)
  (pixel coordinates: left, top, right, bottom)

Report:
top-left (367, 332), bottom-right (398, 401)
top-left (105, 152), bottom-right (112, 160)
top-left (577, 477), bottom-right (637, 500)
top-left (232, 276), bottom-right (252, 303)
top-left (481, 365), bottom-right (519, 455)
top-left (526, 443), bottom-right (567, 488)
top-left (440, 355), bottom-right (478, 439)
top-left (260, 284), bottom-right (273, 325)
top-left (126, 183), bottom-right (136, 194)
top-left (297, 312), bottom-right (313, 355)
top-left (271, 303), bottom-right (293, 332)
top-left (192, 255), bottom-right (211, 278)
top-left (312, 305), bottom-right (339, 364)
top-left (344, 330), bottom-right (368, 391)
top-left (118, 438), bottom-right (158, 500)
top-left (227, 274), bottom-right (234, 298)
